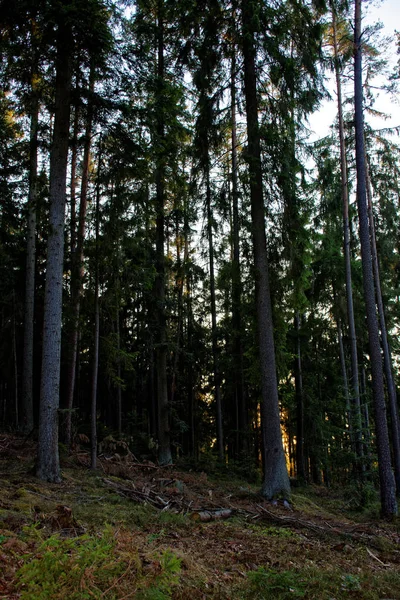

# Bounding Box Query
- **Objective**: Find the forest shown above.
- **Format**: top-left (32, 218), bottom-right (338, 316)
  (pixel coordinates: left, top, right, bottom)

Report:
top-left (1, 0), bottom-right (400, 541)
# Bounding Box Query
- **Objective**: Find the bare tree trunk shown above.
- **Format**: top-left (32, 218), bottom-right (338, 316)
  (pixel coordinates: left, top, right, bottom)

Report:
top-left (205, 167), bottom-right (224, 462)
top-left (21, 62), bottom-right (39, 434)
top-left (64, 65), bottom-right (95, 449)
top-left (184, 196), bottom-right (196, 459)
top-left (241, 0), bottom-right (290, 499)
top-left (360, 361), bottom-right (372, 471)
top-left (37, 20), bottom-right (72, 483)
top-left (70, 75), bottom-right (80, 257)
top-left (170, 213), bottom-right (183, 408)
top-left (115, 297), bottom-right (122, 436)
top-left (336, 315), bottom-right (351, 434)
top-left (91, 143), bottom-right (102, 470)
top-left (294, 313), bottom-right (306, 481)
top-left (353, 0), bottom-right (397, 516)
top-left (230, 35), bottom-right (246, 457)
top-left (12, 291), bottom-right (19, 429)
top-left (155, 0), bottom-right (172, 465)
top-left (331, 0), bottom-right (363, 462)
top-left (366, 167), bottom-right (400, 495)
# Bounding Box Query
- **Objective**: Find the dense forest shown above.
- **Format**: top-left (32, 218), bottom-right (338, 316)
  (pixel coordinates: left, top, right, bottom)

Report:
top-left (1, 0), bottom-right (400, 520)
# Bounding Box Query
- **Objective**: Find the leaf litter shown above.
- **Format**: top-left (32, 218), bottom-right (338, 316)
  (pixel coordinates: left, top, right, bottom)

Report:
top-left (0, 433), bottom-right (399, 599)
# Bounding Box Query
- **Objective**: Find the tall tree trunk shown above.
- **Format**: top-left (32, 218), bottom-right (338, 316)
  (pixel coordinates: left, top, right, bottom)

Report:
top-left (37, 20), bottom-right (72, 483)
top-left (12, 291), bottom-right (19, 429)
top-left (115, 294), bottom-right (122, 435)
top-left (360, 361), bottom-right (372, 471)
top-left (336, 314), bottom-right (352, 437)
top-left (294, 313), bottom-right (306, 481)
top-left (64, 64), bottom-right (95, 449)
top-left (331, 0), bottom-right (363, 463)
top-left (184, 195), bottom-right (196, 459)
top-left (353, 0), bottom-right (397, 516)
top-left (70, 74), bottom-right (80, 257)
top-left (230, 37), bottom-right (246, 457)
top-left (206, 166), bottom-right (224, 461)
top-left (21, 51), bottom-right (39, 434)
top-left (366, 167), bottom-right (400, 495)
top-left (91, 142), bottom-right (102, 470)
top-left (170, 213), bottom-right (183, 408)
top-left (155, 0), bottom-right (172, 465)
top-left (241, 0), bottom-right (290, 499)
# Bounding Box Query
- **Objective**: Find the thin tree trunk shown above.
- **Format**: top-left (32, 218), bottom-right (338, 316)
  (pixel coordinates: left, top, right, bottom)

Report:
top-left (37, 21), bottom-right (72, 483)
top-left (91, 143), bottom-right (102, 470)
top-left (155, 0), bottom-right (172, 465)
top-left (184, 195), bottom-right (196, 459)
top-left (12, 291), bottom-right (19, 429)
top-left (206, 166), bottom-right (224, 462)
top-left (241, 0), bottom-right (290, 499)
top-left (231, 36), bottom-right (246, 456)
top-left (21, 61), bottom-right (39, 434)
top-left (64, 65), bottom-right (95, 449)
top-left (353, 0), bottom-right (397, 516)
top-left (366, 167), bottom-right (400, 495)
top-left (70, 75), bottom-right (79, 257)
top-left (294, 313), bottom-right (305, 481)
top-left (115, 297), bottom-right (122, 435)
top-left (360, 361), bottom-right (372, 471)
top-left (170, 213), bottom-right (183, 408)
top-left (331, 0), bottom-right (363, 462)
top-left (336, 315), bottom-right (351, 434)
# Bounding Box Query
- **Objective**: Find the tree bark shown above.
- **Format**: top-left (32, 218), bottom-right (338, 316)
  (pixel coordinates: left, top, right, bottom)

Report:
top-left (241, 0), bottom-right (290, 499)
top-left (331, 0), bottom-right (363, 462)
top-left (366, 166), bottom-right (400, 495)
top-left (70, 74), bottom-right (80, 257)
top-left (230, 36), bottom-right (246, 457)
top-left (91, 142), bottom-right (102, 470)
top-left (353, 0), bottom-right (397, 516)
top-left (336, 314), bottom-right (351, 436)
top-left (206, 166), bottom-right (224, 461)
top-left (294, 313), bottom-right (306, 481)
top-left (155, 0), bottom-right (172, 465)
top-left (64, 64), bottom-right (95, 449)
top-left (21, 49), bottom-right (39, 434)
top-left (37, 20), bottom-right (72, 483)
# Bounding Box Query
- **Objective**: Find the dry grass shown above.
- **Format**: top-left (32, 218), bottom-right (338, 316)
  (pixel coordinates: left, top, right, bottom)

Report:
top-left (1, 433), bottom-right (400, 599)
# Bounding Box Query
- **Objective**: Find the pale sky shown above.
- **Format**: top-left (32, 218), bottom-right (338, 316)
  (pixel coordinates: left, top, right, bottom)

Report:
top-left (308, 0), bottom-right (400, 140)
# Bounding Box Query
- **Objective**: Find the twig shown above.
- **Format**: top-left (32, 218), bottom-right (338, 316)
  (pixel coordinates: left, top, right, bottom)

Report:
top-left (366, 547), bottom-right (390, 567)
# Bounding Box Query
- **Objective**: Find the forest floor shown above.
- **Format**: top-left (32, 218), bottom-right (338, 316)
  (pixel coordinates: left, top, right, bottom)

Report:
top-left (1, 433), bottom-right (400, 599)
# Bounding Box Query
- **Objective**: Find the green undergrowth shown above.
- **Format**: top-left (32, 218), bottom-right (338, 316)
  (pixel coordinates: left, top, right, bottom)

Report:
top-left (16, 526), bottom-right (181, 599)
top-left (237, 564), bottom-right (400, 600)
top-left (1, 457), bottom-right (400, 599)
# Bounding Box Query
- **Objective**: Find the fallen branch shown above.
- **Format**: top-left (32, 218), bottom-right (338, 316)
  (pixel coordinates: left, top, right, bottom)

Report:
top-left (366, 547), bottom-right (390, 567)
top-left (254, 504), bottom-right (389, 550)
top-left (190, 509), bottom-right (233, 522)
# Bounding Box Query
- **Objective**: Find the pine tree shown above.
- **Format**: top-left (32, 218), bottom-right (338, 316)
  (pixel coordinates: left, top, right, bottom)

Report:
top-left (353, 0), bottom-right (397, 516)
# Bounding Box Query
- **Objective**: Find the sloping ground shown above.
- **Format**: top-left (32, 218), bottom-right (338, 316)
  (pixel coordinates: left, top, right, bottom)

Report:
top-left (0, 433), bottom-right (399, 599)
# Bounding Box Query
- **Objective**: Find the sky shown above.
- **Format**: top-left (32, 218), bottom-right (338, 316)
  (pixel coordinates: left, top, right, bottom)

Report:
top-left (308, 0), bottom-right (400, 140)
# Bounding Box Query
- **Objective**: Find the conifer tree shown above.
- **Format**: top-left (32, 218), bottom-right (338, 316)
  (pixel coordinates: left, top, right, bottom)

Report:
top-left (241, 0), bottom-right (290, 499)
top-left (353, 0), bottom-right (397, 516)
top-left (37, 8), bottom-right (73, 482)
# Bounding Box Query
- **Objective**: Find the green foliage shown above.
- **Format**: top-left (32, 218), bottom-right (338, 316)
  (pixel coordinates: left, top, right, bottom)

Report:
top-left (244, 567), bottom-right (305, 599)
top-left (17, 526), bottom-right (122, 599)
top-left (17, 527), bottom-right (181, 600)
top-left (340, 574), bottom-right (361, 592)
top-left (342, 481), bottom-right (380, 512)
top-left (135, 550), bottom-right (181, 600)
